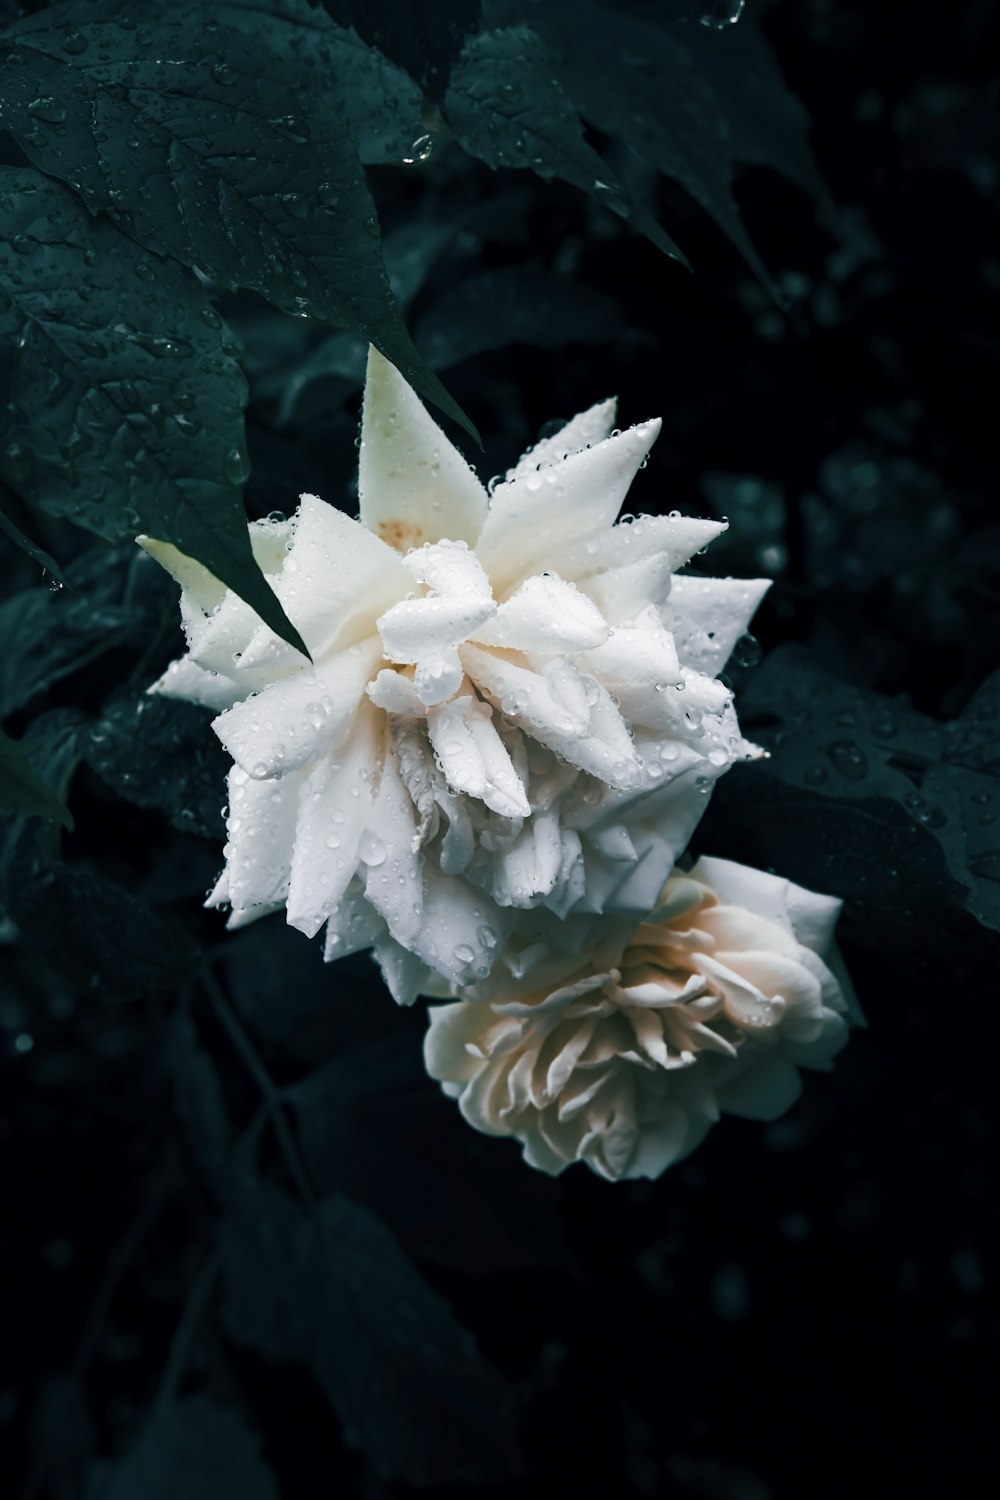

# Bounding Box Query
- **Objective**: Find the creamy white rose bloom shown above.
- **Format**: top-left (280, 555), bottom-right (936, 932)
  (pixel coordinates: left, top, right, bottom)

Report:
top-left (424, 856), bottom-right (859, 1181)
top-left (140, 350), bottom-right (769, 998)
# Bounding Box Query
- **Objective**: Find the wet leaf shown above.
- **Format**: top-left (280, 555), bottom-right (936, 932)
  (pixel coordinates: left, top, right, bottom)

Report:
top-left (0, 488), bottom-right (65, 583)
top-left (484, 0), bottom-right (804, 286)
top-left (86, 692), bottom-right (229, 841)
top-left (220, 1176), bottom-right (520, 1484)
top-left (315, 0), bottom-right (483, 95)
top-left (445, 26), bottom-right (685, 262)
top-left (0, 725), bottom-right (73, 829)
top-left (0, 0), bottom-right (476, 441)
top-left (699, 647), bottom-right (1000, 976)
top-left (416, 266), bottom-right (625, 369)
top-left (217, 0), bottom-right (427, 165)
top-left (98, 1395), bottom-right (279, 1500)
top-left (0, 170), bottom-right (307, 654)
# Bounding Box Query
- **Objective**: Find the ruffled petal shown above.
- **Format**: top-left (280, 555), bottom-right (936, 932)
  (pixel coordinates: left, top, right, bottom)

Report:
top-left (359, 346), bottom-right (488, 549)
top-left (472, 573), bottom-right (609, 653)
top-left (662, 575), bottom-right (772, 676)
top-left (427, 695), bottom-right (530, 818)
top-left (212, 635), bottom-right (382, 779)
top-left (286, 702), bottom-right (380, 938)
top-left (546, 512), bottom-right (727, 584)
top-left (508, 397), bottom-right (617, 480)
top-left (149, 655), bottom-right (242, 712)
top-left (476, 419), bottom-right (662, 594)
top-left (360, 743), bottom-right (424, 948)
top-left (257, 493), bottom-right (410, 669)
top-left (224, 764), bottom-right (304, 913)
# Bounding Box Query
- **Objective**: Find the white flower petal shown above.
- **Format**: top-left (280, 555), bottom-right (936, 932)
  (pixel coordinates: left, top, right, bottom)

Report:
top-left (476, 419), bottom-right (662, 594)
top-left (547, 512), bottom-right (727, 583)
top-left (149, 655), bottom-right (242, 712)
top-left (472, 573), bottom-right (609, 653)
top-left (366, 667), bottom-right (426, 715)
top-left (323, 876), bottom-right (387, 961)
top-left (460, 643), bottom-right (588, 738)
top-left (402, 537), bottom-right (493, 600)
top-left (585, 607), bottom-right (680, 685)
top-left (360, 748), bottom-right (424, 947)
top-left (212, 635), bottom-right (382, 779)
top-left (359, 346), bottom-right (488, 549)
top-left (286, 703), bottom-right (379, 939)
top-left (377, 593), bottom-right (495, 665)
top-left (224, 764), bottom-right (304, 913)
top-left (509, 397), bottom-right (617, 480)
top-left (587, 553), bottom-right (674, 624)
top-left (663, 575), bottom-right (772, 676)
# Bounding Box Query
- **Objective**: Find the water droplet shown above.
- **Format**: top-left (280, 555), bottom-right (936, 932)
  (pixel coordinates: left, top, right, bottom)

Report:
top-left (212, 60), bottom-right (235, 86)
top-left (454, 943), bottom-right (476, 965)
top-left (402, 132), bottom-right (434, 164)
top-left (700, 0), bottom-right (746, 30)
top-left (270, 115), bottom-right (311, 144)
top-left (325, 832), bottom-right (342, 850)
top-left (28, 96), bottom-right (67, 124)
top-left (223, 445), bottom-right (251, 485)
top-left (826, 740), bottom-right (868, 781)
top-left (62, 31), bottom-right (89, 54)
top-left (804, 764), bottom-right (829, 786)
top-left (134, 261), bottom-right (155, 282)
top-left (731, 633), bottom-right (762, 669)
top-left (359, 831), bottom-right (387, 866)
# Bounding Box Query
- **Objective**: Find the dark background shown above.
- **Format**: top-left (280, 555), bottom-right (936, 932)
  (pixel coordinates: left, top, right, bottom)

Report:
top-left (2, 1), bottom-right (997, 1497)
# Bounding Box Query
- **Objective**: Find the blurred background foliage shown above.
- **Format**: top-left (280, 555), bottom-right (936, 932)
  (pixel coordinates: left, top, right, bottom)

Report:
top-left (0, 1), bottom-right (997, 1497)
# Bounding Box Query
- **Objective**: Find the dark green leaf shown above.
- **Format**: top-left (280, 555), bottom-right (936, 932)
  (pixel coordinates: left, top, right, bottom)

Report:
top-left (86, 692), bottom-right (228, 841)
top-left (0, 725), bottom-right (73, 828)
top-left (98, 1395), bottom-right (279, 1500)
top-left (485, 0), bottom-right (778, 285)
top-left (221, 1177), bottom-right (520, 1484)
top-left (445, 26), bottom-right (686, 263)
top-left (1, 710), bottom-right (200, 992)
top-left (0, 0), bottom-right (477, 442)
top-left (0, 170), bottom-right (307, 654)
top-left (216, 0), bottom-right (426, 166)
top-left (683, 17), bottom-right (826, 202)
top-left (0, 488), bottom-right (65, 582)
top-left (0, 580), bottom-right (142, 723)
top-left (700, 648), bottom-right (1000, 975)
top-left (416, 267), bottom-right (625, 369)
top-left (316, 0), bottom-right (482, 95)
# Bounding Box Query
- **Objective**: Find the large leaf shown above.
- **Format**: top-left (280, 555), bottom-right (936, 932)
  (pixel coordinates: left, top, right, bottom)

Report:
top-left (699, 648), bottom-right (1000, 977)
top-left (0, 579), bottom-right (142, 724)
top-left (484, 0), bottom-right (785, 284)
top-left (0, 171), bottom-right (307, 653)
top-left (0, 484), bottom-right (64, 582)
top-left (220, 1177), bottom-right (520, 1485)
top-left (416, 266), bottom-right (625, 369)
top-left (444, 25), bottom-right (685, 263)
top-left (216, 0), bottom-right (428, 166)
top-left (0, 711), bottom-right (201, 993)
top-left (98, 1396), bottom-right (279, 1500)
top-left (0, 725), bottom-right (73, 828)
top-left (86, 692), bottom-right (229, 841)
top-left (0, 0), bottom-right (476, 442)
top-left (314, 0), bottom-right (483, 95)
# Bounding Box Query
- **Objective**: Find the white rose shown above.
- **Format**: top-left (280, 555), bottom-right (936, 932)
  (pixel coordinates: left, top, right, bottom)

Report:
top-left (424, 857), bottom-right (859, 1180)
top-left (141, 350), bottom-right (768, 997)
